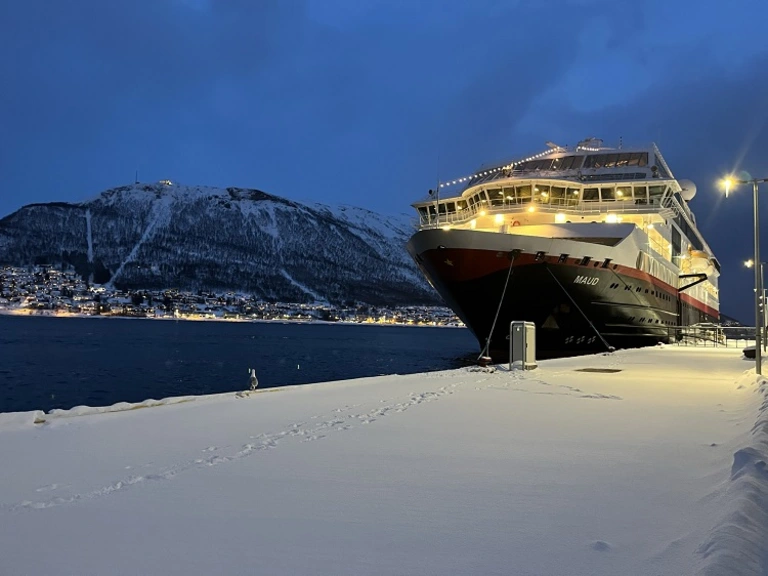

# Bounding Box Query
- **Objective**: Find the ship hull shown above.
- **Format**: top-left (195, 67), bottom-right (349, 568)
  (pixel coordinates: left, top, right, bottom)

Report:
top-left (407, 229), bottom-right (718, 360)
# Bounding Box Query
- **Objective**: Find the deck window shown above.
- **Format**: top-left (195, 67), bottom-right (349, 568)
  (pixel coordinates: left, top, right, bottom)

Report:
top-left (600, 187), bottom-right (616, 201)
top-left (633, 186), bottom-right (648, 204)
top-left (535, 185), bottom-right (551, 204)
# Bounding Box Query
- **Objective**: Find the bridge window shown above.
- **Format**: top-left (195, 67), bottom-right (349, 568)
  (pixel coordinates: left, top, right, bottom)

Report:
top-left (583, 188), bottom-right (599, 202)
top-left (488, 188), bottom-right (504, 207)
top-left (584, 152), bottom-right (649, 169)
top-left (649, 185), bottom-right (666, 204)
top-left (616, 186), bottom-right (632, 201)
top-left (550, 186), bottom-right (565, 205)
top-left (535, 185), bottom-right (551, 204)
top-left (516, 185), bottom-right (532, 203)
top-left (633, 186), bottom-right (648, 204)
top-left (600, 187), bottom-right (616, 201)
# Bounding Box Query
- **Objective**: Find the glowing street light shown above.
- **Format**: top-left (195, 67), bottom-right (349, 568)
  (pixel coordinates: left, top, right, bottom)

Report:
top-left (723, 177), bottom-right (733, 198)
top-left (722, 172), bottom-right (768, 374)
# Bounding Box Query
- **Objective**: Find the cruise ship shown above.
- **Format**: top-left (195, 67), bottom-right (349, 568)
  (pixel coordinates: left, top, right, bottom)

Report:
top-left (406, 138), bottom-right (720, 359)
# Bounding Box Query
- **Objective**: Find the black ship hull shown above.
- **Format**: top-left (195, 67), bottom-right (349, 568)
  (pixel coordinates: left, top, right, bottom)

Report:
top-left (407, 237), bottom-right (718, 361)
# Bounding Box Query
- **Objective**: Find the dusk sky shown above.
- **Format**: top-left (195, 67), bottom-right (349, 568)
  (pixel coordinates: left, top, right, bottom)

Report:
top-left (2, 0), bottom-right (768, 320)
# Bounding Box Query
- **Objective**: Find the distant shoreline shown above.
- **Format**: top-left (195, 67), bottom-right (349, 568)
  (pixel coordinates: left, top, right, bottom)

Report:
top-left (0, 308), bottom-right (466, 329)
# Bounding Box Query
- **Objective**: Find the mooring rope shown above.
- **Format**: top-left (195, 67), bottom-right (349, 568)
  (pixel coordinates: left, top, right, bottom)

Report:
top-left (478, 251), bottom-right (517, 361)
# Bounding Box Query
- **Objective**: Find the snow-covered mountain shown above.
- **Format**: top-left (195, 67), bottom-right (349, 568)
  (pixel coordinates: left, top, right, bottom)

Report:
top-left (0, 183), bottom-right (437, 305)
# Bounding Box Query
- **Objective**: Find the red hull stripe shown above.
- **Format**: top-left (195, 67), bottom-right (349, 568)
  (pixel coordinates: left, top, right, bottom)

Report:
top-left (421, 248), bottom-right (719, 319)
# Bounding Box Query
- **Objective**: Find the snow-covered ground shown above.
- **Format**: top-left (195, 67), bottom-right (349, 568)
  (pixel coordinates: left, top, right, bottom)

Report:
top-left (1, 346), bottom-right (766, 576)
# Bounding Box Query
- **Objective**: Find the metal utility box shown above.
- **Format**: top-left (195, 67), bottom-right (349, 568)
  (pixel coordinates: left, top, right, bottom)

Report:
top-left (509, 321), bottom-right (537, 370)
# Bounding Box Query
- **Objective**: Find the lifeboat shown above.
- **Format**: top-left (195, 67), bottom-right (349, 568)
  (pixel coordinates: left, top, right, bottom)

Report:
top-left (688, 247), bottom-right (715, 275)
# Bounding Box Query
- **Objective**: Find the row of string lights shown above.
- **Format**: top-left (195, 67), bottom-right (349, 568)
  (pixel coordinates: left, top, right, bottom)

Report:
top-left (437, 142), bottom-right (604, 190)
top-left (437, 147), bottom-right (563, 189)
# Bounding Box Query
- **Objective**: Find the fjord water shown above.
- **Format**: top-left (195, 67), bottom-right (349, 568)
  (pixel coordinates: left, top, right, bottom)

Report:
top-left (0, 315), bottom-right (477, 413)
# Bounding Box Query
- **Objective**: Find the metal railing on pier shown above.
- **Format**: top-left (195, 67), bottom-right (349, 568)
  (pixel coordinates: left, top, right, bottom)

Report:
top-left (663, 325), bottom-right (756, 349)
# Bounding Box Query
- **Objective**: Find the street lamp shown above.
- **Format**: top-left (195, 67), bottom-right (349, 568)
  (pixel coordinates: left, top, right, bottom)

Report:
top-left (722, 174), bottom-right (768, 375)
top-left (744, 259), bottom-right (767, 352)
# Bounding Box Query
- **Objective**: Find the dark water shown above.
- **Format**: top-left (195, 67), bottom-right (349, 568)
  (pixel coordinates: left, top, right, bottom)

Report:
top-left (0, 315), bottom-right (478, 413)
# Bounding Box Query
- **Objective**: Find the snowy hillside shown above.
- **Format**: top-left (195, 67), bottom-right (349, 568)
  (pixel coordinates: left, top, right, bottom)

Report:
top-left (0, 183), bottom-right (435, 305)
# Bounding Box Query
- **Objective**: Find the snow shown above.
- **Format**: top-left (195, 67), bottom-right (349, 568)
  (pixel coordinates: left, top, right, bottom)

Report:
top-left (279, 268), bottom-right (328, 304)
top-left (84, 208), bottom-right (93, 263)
top-left (307, 201), bottom-right (414, 241)
top-left (107, 193), bottom-right (174, 287)
top-left (0, 346), bottom-right (766, 576)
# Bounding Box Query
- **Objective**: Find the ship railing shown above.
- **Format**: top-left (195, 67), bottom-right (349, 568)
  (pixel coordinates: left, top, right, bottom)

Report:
top-left (419, 199), bottom-right (675, 229)
top-left (665, 325), bottom-right (756, 349)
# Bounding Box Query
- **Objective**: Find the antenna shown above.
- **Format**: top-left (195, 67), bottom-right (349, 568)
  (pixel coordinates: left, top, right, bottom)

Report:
top-left (619, 136), bottom-right (623, 149)
top-left (135, 169), bottom-right (138, 184)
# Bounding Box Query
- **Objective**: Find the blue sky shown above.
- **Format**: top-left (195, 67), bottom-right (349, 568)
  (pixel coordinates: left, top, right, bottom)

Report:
top-left (2, 0), bottom-right (768, 320)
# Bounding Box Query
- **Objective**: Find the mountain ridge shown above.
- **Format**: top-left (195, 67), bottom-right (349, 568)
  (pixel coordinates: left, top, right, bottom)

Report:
top-left (0, 182), bottom-right (437, 306)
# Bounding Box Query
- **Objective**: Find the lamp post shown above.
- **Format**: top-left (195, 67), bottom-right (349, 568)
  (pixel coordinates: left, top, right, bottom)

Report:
top-left (724, 175), bottom-right (768, 375)
top-left (745, 259), bottom-right (767, 352)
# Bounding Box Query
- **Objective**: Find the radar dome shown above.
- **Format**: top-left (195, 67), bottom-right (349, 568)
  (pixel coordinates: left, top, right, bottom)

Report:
top-left (678, 179), bottom-right (697, 201)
